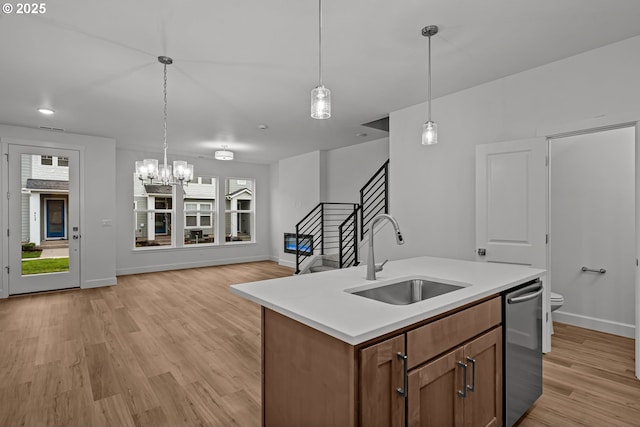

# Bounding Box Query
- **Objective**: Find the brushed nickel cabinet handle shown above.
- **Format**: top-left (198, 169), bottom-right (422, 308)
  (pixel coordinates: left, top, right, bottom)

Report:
top-left (457, 361), bottom-right (468, 398)
top-left (396, 352), bottom-right (408, 398)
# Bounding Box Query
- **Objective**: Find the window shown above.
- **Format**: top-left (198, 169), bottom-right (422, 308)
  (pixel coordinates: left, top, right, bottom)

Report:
top-left (133, 175), bottom-right (174, 248)
top-left (57, 156), bottom-right (69, 167)
top-left (225, 178), bottom-right (254, 242)
top-left (41, 155), bottom-right (53, 166)
top-left (133, 174), bottom-right (217, 248)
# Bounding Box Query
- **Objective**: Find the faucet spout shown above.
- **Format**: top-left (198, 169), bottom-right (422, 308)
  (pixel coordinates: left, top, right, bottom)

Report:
top-left (366, 214), bottom-right (405, 280)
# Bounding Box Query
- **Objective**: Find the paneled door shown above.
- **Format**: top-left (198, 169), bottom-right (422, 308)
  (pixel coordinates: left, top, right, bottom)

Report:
top-left (7, 144), bottom-right (80, 294)
top-left (475, 138), bottom-right (546, 267)
top-left (476, 137), bottom-right (549, 352)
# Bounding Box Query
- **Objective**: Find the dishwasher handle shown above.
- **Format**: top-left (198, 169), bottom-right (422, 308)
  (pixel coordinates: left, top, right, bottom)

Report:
top-left (507, 283), bottom-right (543, 304)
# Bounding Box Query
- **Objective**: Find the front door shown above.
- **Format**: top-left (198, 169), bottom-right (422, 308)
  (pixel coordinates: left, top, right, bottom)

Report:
top-left (8, 145), bottom-right (80, 294)
top-left (45, 199), bottom-right (66, 238)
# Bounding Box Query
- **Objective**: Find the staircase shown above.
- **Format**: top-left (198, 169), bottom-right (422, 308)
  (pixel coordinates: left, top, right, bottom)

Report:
top-left (295, 160), bottom-right (389, 274)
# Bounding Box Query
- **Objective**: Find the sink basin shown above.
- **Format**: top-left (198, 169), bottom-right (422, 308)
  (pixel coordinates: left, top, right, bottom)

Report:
top-left (350, 278), bottom-right (465, 305)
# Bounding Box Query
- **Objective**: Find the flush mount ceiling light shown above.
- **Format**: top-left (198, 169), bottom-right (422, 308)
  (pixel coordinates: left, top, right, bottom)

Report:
top-left (37, 107), bottom-right (55, 115)
top-left (135, 56), bottom-right (193, 185)
top-left (310, 0), bottom-right (331, 119)
top-left (214, 145), bottom-right (234, 161)
top-left (421, 25), bottom-right (438, 146)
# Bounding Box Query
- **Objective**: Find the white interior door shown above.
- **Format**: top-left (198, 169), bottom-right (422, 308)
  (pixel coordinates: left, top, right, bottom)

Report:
top-left (8, 144), bottom-right (80, 294)
top-left (476, 137), bottom-right (549, 351)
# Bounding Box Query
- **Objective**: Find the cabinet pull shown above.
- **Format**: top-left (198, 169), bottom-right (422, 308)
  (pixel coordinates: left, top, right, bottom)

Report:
top-left (396, 352), bottom-right (408, 398)
top-left (466, 357), bottom-right (476, 392)
top-left (457, 361), bottom-right (468, 398)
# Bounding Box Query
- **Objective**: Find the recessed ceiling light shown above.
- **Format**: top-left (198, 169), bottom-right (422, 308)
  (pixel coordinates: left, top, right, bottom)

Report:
top-left (37, 108), bottom-right (55, 115)
top-left (356, 132), bottom-right (368, 137)
top-left (258, 124), bottom-right (268, 130)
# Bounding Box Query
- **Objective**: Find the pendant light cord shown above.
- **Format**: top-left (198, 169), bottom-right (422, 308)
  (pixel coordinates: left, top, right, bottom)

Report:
top-left (318, 0), bottom-right (323, 86)
top-left (162, 62), bottom-right (168, 173)
top-left (427, 34), bottom-right (432, 121)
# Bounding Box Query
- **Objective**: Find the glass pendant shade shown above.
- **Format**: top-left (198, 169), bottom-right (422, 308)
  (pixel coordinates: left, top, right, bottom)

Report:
top-left (159, 163), bottom-right (172, 184)
top-left (173, 160), bottom-right (194, 182)
top-left (422, 120), bottom-right (438, 145)
top-left (136, 158), bottom-right (159, 181)
top-left (311, 85), bottom-right (331, 119)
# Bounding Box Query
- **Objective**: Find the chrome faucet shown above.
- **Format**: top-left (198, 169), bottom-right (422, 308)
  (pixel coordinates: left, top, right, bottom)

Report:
top-left (366, 214), bottom-right (404, 280)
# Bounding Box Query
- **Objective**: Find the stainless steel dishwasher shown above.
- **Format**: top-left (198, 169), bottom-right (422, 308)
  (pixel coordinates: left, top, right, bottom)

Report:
top-left (503, 279), bottom-right (543, 427)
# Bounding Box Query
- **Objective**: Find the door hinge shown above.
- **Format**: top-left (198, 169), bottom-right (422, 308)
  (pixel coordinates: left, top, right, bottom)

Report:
top-left (6, 191), bottom-right (9, 200)
top-left (6, 228), bottom-right (8, 237)
top-left (546, 234), bottom-right (548, 244)
top-left (3, 153), bottom-right (8, 162)
top-left (546, 311), bottom-right (549, 322)
top-left (545, 155), bottom-right (549, 166)
top-left (4, 266), bottom-right (9, 274)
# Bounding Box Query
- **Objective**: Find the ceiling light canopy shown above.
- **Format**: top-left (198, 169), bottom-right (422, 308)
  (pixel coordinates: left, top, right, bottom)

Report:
top-left (310, 0), bottom-right (331, 119)
top-left (421, 25), bottom-right (438, 146)
top-left (215, 145), bottom-right (234, 161)
top-left (38, 107), bottom-right (55, 115)
top-left (135, 56), bottom-right (193, 185)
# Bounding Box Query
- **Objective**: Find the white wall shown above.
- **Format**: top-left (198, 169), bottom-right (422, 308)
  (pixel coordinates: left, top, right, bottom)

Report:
top-left (272, 151), bottom-right (324, 267)
top-left (326, 138), bottom-right (389, 203)
top-left (387, 35), bottom-right (640, 264)
top-left (550, 127), bottom-right (635, 336)
top-left (271, 139), bottom-right (390, 268)
top-left (116, 148), bottom-right (273, 275)
top-left (0, 124), bottom-right (117, 297)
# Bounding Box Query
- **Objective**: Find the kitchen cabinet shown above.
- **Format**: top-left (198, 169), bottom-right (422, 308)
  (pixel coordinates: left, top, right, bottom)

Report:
top-left (407, 327), bottom-right (502, 427)
top-left (261, 296), bottom-right (502, 427)
top-left (359, 297), bottom-right (502, 427)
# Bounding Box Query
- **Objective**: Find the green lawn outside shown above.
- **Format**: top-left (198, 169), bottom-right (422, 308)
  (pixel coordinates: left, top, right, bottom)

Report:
top-left (22, 258), bottom-right (69, 275)
top-left (21, 251), bottom-right (42, 259)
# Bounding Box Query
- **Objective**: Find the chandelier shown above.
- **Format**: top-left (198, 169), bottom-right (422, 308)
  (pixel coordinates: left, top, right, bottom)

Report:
top-left (136, 56), bottom-right (194, 185)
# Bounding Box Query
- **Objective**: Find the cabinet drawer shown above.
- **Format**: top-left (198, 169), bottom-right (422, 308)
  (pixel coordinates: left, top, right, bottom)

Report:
top-left (406, 296), bottom-right (501, 369)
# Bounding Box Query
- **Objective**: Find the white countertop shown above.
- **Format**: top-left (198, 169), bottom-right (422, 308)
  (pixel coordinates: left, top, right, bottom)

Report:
top-left (230, 256), bottom-right (545, 345)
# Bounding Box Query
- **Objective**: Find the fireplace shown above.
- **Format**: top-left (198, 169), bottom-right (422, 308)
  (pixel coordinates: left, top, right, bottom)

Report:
top-left (284, 233), bottom-right (313, 256)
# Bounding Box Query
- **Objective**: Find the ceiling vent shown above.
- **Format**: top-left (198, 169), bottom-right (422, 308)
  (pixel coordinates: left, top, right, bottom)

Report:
top-left (38, 126), bottom-right (66, 132)
top-left (361, 117), bottom-right (389, 132)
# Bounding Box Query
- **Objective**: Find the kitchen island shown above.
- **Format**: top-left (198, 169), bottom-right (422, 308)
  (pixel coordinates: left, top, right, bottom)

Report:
top-left (231, 256), bottom-right (545, 427)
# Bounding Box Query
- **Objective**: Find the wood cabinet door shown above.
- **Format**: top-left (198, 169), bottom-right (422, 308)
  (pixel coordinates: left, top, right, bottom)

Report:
top-left (407, 347), bottom-right (465, 427)
top-left (359, 335), bottom-right (406, 427)
top-left (463, 327), bottom-right (503, 427)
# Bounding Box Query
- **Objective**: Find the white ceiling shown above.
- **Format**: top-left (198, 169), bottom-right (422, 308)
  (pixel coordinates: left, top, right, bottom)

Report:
top-left (1, 0), bottom-right (640, 164)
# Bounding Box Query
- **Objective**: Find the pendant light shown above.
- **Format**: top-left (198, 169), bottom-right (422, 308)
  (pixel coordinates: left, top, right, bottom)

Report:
top-left (310, 0), bottom-right (331, 119)
top-left (421, 25), bottom-right (438, 145)
top-left (136, 56), bottom-right (193, 185)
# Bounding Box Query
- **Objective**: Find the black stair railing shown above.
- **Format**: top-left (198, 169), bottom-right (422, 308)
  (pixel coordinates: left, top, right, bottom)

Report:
top-left (338, 205), bottom-right (361, 269)
top-left (360, 159), bottom-right (389, 240)
top-left (295, 203), bottom-right (359, 274)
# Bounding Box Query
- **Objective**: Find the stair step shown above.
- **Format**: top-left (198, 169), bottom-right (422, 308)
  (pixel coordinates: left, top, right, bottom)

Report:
top-left (309, 265), bottom-right (337, 273)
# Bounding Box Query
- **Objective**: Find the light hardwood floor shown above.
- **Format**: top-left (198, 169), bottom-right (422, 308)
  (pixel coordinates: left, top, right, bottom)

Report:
top-left (0, 261), bottom-right (638, 426)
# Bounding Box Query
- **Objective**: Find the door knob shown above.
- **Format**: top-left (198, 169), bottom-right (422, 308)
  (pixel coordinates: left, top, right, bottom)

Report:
top-left (477, 248), bottom-right (486, 256)
top-left (73, 235), bottom-right (80, 240)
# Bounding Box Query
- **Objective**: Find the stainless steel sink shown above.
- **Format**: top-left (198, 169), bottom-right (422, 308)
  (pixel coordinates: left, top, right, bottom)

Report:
top-left (350, 278), bottom-right (465, 305)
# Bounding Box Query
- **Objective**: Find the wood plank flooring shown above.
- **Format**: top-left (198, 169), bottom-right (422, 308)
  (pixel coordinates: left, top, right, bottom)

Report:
top-left (0, 261), bottom-right (638, 426)
top-left (517, 323), bottom-right (639, 427)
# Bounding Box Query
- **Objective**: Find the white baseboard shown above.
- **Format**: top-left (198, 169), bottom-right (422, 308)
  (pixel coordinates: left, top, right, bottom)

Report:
top-left (278, 259), bottom-right (296, 269)
top-left (552, 310), bottom-right (635, 338)
top-left (83, 277), bottom-right (117, 289)
top-left (116, 255), bottom-right (272, 276)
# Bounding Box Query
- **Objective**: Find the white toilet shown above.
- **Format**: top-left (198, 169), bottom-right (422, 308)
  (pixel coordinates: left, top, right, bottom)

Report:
top-left (550, 292), bottom-right (564, 312)
top-left (550, 292), bottom-right (564, 335)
